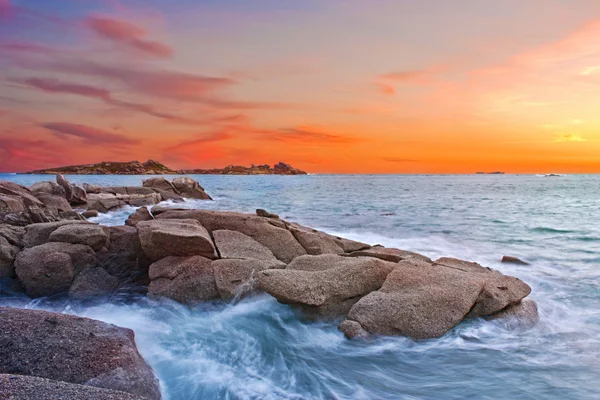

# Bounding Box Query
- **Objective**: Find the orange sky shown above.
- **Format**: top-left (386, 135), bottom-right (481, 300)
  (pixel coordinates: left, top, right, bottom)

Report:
top-left (1, 0), bottom-right (600, 173)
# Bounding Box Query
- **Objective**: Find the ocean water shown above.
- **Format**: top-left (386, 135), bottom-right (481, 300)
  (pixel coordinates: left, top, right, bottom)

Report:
top-left (1, 173), bottom-right (599, 399)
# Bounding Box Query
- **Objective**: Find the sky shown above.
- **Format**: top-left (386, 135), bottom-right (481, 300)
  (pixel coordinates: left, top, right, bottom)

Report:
top-left (1, 0), bottom-right (600, 173)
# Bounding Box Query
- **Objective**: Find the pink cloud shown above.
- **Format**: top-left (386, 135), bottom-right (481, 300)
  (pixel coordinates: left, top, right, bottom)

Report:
top-left (0, 0), bottom-right (13, 19)
top-left (86, 15), bottom-right (173, 58)
top-left (41, 122), bottom-right (140, 146)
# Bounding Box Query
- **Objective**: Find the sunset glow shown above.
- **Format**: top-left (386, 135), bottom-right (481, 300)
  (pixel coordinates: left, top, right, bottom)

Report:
top-left (1, 0), bottom-right (600, 173)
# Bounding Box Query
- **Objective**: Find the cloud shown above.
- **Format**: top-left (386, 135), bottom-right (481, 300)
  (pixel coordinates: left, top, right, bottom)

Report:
top-left (0, 137), bottom-right (64, 172)
top-left (375, 82), bottom-right (395, 95)
top-left (260, 126), bottom-right (361, 145)
top-left (379, 65), bottom-right (446, 84)
top-left (556, 133), bottom-right (586, 142)
top-left (165, 131), bottom-right (233, 152)
top-left (41, 122), bottom-right (140, 145)
top-left (382, 157), bottom-right (420, 163)
top-left (86, 15), bottom-right (173, 58)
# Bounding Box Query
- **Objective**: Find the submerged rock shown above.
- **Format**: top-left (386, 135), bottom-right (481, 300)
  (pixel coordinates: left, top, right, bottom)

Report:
top-left (0, 307), bottom-right (161, 399)
top-left (501, 255), bottom-right (530, 265)
top-left (488, 298), bottom-right (539, 330)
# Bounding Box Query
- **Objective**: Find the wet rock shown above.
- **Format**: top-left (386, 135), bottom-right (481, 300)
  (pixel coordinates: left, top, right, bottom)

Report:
top-left (213, 229), bottom-right (278, 261)
top-left (142, 177), bottom-right (178, 193)
top-left (256, 209), bottom-right (279, 218)
top-left (71, 185), bottom-right (88, 205)
top-left (0, 374), bottom-right (147, 400)
top-left (126, 207), bottom-right (153, 227)
top-left (213, 258), bottom-right (285, 301)
top-left (259, 255), bottom-right (396, 318)
top-left (82, 210), bottom-right (99, 219)
top-left (56, 173), bottom-right (73, 201)
top-left (30, 181), bottom-right (67, 198)
top-left (69, 268), bottom-right (120, 299)
top-left (138, 219), bottom-right (217, 262)
top-left (156, 209), bottom-right (307, 263)
top-left (0, 307), bottom-right (161, 400)
top-left (488, 298), bottom-right (539, 330)
top-left (501, 255), bottom-right (530, 265)
top-left (15, 242), bottom-right (96, 297)
top-left (49, 223), bottom-right (108, 251)
top-left (172, 177), bottom-right (211, 200)
top-left (347, 246), bottom-right (432, 263)
top-left (338, 320), bottom-right (369, 339)
top-left (23, 220), bottom-right (90, 248)
top-left (148, 255), bottom-right (218, 304)
top-left (0, 236), bottom-right (19, 279)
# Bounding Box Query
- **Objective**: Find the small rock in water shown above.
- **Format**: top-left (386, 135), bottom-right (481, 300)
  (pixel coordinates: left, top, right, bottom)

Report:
top-left (256, 209), bottom-right (279, 219)
top-left (501, 255), bottom-right (530, 265)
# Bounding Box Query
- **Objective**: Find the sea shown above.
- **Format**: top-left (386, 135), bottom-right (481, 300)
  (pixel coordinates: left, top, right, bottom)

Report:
top-left (1, 173), bottom-right (599, 400)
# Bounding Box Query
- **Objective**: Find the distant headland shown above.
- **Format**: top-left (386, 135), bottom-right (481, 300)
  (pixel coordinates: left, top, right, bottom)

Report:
top-left (22, 160), bottom-right (308, 175)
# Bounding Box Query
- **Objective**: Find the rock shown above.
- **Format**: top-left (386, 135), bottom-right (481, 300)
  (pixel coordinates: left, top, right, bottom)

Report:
top-left (172, 177), bottom-right (212, 200)
top-left (213, 230), bottom-right (278, 261)
top-left (23, 220), bottom-right (90, 248)
top-left (15, 242), bottom-right (96, 297)
top-left (501, 255), bottom-right (530, 265)
top-left (142, 177), bottom-right (178, 193)
top-left (338, 320), bottom-right (369, 339)
top-left (347, 246), bottom-right (432, 263)
top-left (0, 194), bottom-right (25, 214)
top-left (0, 224), bottom-right (25, 247)
top-left (98, 226), bottom-right (148, 281)
top-left (488, 298), bottom-right (539, 330)
top-left (35, 194), bottom-right (73, 213)
top-left (69, 268), bottom-right (120, 299)
top-left (138, 219), bottom-right (217, 262)
top-left (0, 307), bottom-right (161, 400)
top-left (286, 254), bottom-right (362, 271)
top-left (124, 194), bottom-right (162, 208)
top-left (0, 182), bottom-right (62, 226)
top-left (0, 236), bottom-right (19, 279)
top-left (332, 237), bottom-right (370, 253)
top-left (340, 258), bottom-right (532, 340)
top-left (71, 185), bottom-right (88, 205)
top-left (48, 224), bottom-right (108, 251)
top-left (86, 193), bottom-right (127, 213)
top-left (30, 181), bottom-right (67, 197)
top-left (213, 258), bottom-right (285, 301)
top-left (0, 181), bottom-right (45, 208)
top-left (101, 187), bottom-right (157, 196)
top-left (126, 207), bottom-right (153, 227)
top-left (0, 374), bottom-right (147, 400)
top-left (290, 226), bottom-right (344, 255)
top-left (259, 255), bottom-right (396, 318)
top-left (56, 173), bottom-right (73, 201)
top-left (148, 256), bottom-right (219, 304)
top-left (256, 209), bottom-right (279, 219)
top-left (272, 161), bottom-right (306, 175)
top-left (83, 183), bottom-right (102, 194)
top-left (82, 210), bottom-right (99, 219)
top-left (156, 209), bottom-right (307, 263)
top-left (154, 189), bottom-right (184, 202)
top-left (59, 210), bottom-right (86, 221)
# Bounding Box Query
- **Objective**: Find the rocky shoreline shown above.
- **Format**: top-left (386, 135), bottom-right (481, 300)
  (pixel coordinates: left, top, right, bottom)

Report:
top-left (22, 160), bottom-right (308, 175)
top-left (0, 175), bottom-right (537, 398)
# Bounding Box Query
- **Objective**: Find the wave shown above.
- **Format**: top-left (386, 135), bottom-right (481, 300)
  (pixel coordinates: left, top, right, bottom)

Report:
top-left (530, 227), bottom-right (575, 234)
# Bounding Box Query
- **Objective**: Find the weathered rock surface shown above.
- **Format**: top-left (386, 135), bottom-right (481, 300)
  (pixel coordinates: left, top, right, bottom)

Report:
top-left (15, 242), bottom-right (96, 297)
top-left (142, 177), bottom-right (178, 193)
top-left (30, 181), bottom-right (67, 197)
top-left (35, 193), bottom-right (73, 213)
top-left (23, 220), bottom-right (90, 248)
top-left (488, 298), bottom-right (539, 330)
top-left (213, 258), bottom-right (285, 301)
top-left (501, 255), bottom-right (530, 265)
top-left (49, 223), bottom-right (108, 251)
top-left (148, 256), bottom-right (219, 303)
top-left (71, 185), bottom-right (88, 205)
top-left (82, 210), bottom-right (99, 219)
top-left (259, 255), bottom-right (396, 317)
top-left (69, 268), bottom-right (120, 299)
top-left (340, 258), bottom-right (532, 339)
top-left (0, 307), bottom-right (161, 399)
top-left (156, 210), bottom-right (306, 263)
top-left (172, 177), bottom-right (212, 200)
top-left (289, 225), bottom-right (344, 255)
top-left (0, 236), bottom-right (19, 278)
top-left (0, 224), bottom-right (25, 248)
top-left (256, 209), bottom-right (279, 219)
top-left (0, 181), bottom-right (62, 226)
top-left (213, 230), bottom-right (278, 261)
top-left (87, 193), bottom-right (161, 213)
top-left (347, 246), bottom-right (432, 263)
top-left (0, 374), bottom-right (147, 400)
top-left (97, 226), bottom-right (149, 282)
top-left (56, 174), bottom-right (73, 201)
top-left (126, 207), bottom-right (153, 227)
top-left (138, 219), bottom-right (217, 261)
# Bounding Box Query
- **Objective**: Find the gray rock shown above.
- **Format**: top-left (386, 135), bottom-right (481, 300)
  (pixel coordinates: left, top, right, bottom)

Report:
top-left (56, 173), bottom-right (73, 201)
top-left (83, 183), bottom-right (102, 194)
top-left (347, 246), bottom-right (432, 263)
top-left (0, 224), bottom-right (25, 247)
top-left (142, 177), bottom-right (178, 193)
top-left (0, 307), bottom-right (161, 400)
top-left (35, 194), bottom-right (73, 213)
top-left (290, 226), bottom-right (344, 255)
top-left (49, 223), bottom-right (108, 251)
top-left (338, 320), bottom-right (369, 339)
top-left (71, 185), bottom-right (88, 205)
top-left (213, 230), bottom-right (278, 261)
top-left (259, 255), bottom-right (396, 318)
top-left (213, 258), bottom-right (285, 301)
top-left (23, 220), bottom-right (90, 247)
top-left (256, 209), bottom-right (279, 218)
top-left (488, 298), bottom-right (539, 330)
top-left (82, 210), bottom-right (99, 219)
top-left (69, 268), bottom-right (120, 299)
top-left (0, 374), bottom-right (147, 400)
top-left (501, 255), bottom-right (530, 265)
top-left (286, 254), bottom-right (362, 272)
top-left (126, 207), bottom-right (153, 227)
top-left (148, 256), bottom-right (219, 304)
top-left (30, 181), bottom-right (67, 197)
top-left (138, 219), bottom-right (217, 262)
top-left (156, 210), bottom-right (307, 263)
top-left (0, 236), bottom-right (19, 279)
top-left (15, 242), bottom-right (96, 297)
top-left (332, 237), bottom-right (370, 253)
top-left (172, 177), bottom-right (211, 200)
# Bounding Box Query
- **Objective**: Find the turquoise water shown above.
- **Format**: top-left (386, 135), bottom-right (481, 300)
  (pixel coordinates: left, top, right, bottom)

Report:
top-left (1, 173), bottom-right (599, 399)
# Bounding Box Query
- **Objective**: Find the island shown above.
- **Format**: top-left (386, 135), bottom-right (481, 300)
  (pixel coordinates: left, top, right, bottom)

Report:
top-left (22, 160), bottom-right (308, 175)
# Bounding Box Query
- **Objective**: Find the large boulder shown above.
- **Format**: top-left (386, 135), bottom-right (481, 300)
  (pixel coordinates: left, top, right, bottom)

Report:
top-left (156, 210), bottom-right (307, 263)
top-left (487, 298), bottom-right (539, 330)
top-left (289, 225), bottom-right (344, 255)
top-left (0, 181), bottom-right (45, 208)
top-left (213, 258), bottom-right (285, 301)
top-left (213, 229), bottom-right (278, 261)
top-left (71, 185), bottom-right (88, 205)
top-left (0, 374), bottom-right (147, 400)
top-left (148, 256), bottom-right (219, 304)
top-left (347, 246), bottom-right (432, 263)
top-left (0, 181), bottom-right (61, 226)
top-left (126, 207), bottom-right (153, 227)
top-left (56, 173), bottom-right (73, 201)
top-left (138, 219), bottom-right (217, 262)
top-left (171, 177), bottom-right (212, 200)
top-left (258, 255), bottom-right (396, 318)
top-left (340, 258), bottom-right (532, 340)
top-left (142, 177), bottom-right (178, 193)
top-left (0, 236), bottom-right (19, 279)
top-left (0, 224), bottom-right (24, 248)
top-left (35, 194), bottom-right (73, 213)
top-left (15, 242), bottom-right (96, 297)
top-left (49, 223), bottom-right (108, 251)
top-left (0, 307), bottom-right (161, 400)
top-left (30, 181), bottom-right (67, 197)
top-left (69, 268), bottom-right (120, 299)
top-left (97, 226), bottom-right (149, 282)
top-left (86, 193), bottom-right (127, 213)
top-left (23, 220), bottom-right (90, 247)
